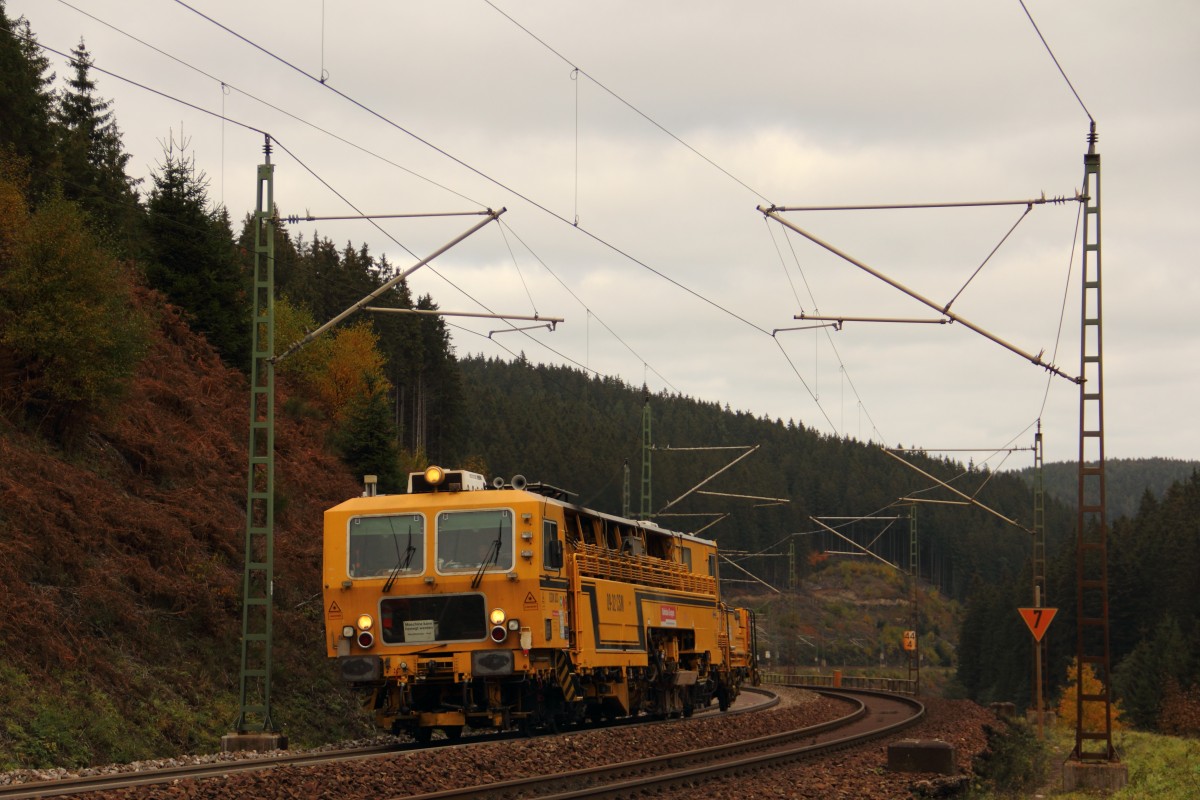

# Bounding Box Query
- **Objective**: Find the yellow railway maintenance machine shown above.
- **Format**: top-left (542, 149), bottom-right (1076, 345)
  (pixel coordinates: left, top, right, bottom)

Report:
top-left (323, 466), bottom-right (757, 741)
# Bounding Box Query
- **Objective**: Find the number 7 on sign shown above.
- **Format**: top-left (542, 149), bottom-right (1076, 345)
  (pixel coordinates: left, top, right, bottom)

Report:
top-left (1018, 607), bottom-right (1057, 642)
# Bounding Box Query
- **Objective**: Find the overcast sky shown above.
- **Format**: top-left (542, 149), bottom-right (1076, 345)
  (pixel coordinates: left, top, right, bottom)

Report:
top-left (11, 1), bottom-right (1198, 464)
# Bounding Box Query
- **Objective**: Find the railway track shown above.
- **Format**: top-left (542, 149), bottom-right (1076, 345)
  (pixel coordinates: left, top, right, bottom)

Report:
top-left (0, 688), bottom-right (780, 799)
top-left (385, 689), bottom-right (924, 800)
top-left (0, 741), bottom-right (411, 800)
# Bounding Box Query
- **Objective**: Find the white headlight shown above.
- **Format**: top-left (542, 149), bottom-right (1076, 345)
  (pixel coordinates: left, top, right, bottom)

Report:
top-left (489, 608), bottom-right (506, 625)
top-left (357, 614), bottom-right (374, 631)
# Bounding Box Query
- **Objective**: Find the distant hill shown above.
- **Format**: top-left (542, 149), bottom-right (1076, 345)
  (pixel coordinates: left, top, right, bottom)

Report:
top-left (1008, 458), bottom-right (1200, 519)
top-left (730, 558), bottom-right (961, 695)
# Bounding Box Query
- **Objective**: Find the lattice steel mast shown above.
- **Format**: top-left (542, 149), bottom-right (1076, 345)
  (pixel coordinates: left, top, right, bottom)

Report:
top-left (907, 504), bottom-right (920, 692)
top-left (1032, 422), bottom-right (1048, 737)
top-left (1072, 123), bottom-right (1116, 762)
top-left (639, 388), bottom-right (652, 519)
top-left (235, 139), bottom-right (278, 736)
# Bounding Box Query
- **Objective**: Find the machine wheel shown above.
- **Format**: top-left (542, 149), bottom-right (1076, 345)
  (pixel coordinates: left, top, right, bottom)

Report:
top-left (412, 727), bottom-right (433, 744)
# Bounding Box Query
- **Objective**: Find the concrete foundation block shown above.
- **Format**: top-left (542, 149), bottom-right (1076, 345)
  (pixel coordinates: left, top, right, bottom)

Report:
top-left (221, 731), bottom-right (289, 753)
top-left (887, 739), bottom-right (957, 774)
top-left (1062, 759), bottom-right (1128, 791)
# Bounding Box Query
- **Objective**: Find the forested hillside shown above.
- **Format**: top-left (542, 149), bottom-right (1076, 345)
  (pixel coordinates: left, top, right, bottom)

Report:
top-left (0, 5), bottom-right (457, 767)
top-left (1010, 457), bottom-right (1200, 519)
top-left (957, 470), bottom-right (1200, 734)
top-left (455, 355), bottom-right (1066, 602)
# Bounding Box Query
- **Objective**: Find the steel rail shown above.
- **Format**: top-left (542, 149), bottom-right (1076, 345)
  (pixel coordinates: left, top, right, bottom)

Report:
top-left (389, 689), bottom-right (923, 800)
top-left (0, 742), bottom-right (412, 800)
top-left (0, 689), bottom-right (779, 799)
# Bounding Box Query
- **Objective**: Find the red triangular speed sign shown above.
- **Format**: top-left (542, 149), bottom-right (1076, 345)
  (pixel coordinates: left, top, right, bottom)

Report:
top-left (1018, 607), bottom-right (1057, 642)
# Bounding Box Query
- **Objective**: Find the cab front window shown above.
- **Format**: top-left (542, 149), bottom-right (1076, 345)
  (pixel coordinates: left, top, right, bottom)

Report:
top-left (349, 514), bottom-right (424, 578)
top-left (437, 509), bottom-right (513, 572)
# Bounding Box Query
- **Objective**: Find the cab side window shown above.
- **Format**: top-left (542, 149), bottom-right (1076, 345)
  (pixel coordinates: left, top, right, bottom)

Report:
top-left (680, 546), bottom-right (692, 571)
top-left (543, 519), bottom-right (563, 570)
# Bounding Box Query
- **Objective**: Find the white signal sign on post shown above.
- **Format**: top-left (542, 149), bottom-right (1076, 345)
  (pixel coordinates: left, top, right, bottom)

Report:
top-left (902, 630), bottom-right (917, 651)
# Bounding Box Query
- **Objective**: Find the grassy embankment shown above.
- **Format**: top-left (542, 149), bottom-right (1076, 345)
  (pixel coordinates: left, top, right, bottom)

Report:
top-left (969, 720), bottom-right (1200, 798)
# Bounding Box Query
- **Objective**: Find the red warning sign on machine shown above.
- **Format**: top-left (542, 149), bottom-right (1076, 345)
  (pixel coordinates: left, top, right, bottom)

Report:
top-left (660, 605), bottom-right (677, 627)
top-left (1018, 607), bottom-right (1057, 642)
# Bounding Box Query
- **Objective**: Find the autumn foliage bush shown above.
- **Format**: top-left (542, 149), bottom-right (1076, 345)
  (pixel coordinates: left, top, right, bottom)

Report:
top-left (1055, 658), bottom-right (1124, 733)
top-left (0, 166), bottom-right (148, 446)
top-left (1158, 678), bottom-right (1200, 737)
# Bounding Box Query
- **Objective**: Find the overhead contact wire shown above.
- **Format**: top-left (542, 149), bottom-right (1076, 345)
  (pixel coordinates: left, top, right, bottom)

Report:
top-left (52, 0), bottom-right (480, 206)
top-left (172, 0), bottom-right (839, 424)
top-left (482, 0), bottom-right (773, 205)
top-left (172, 0), bottom-right (772, 341)
top-left (49, 1), bottom-right (636, 383)
top-left (17, 33), bottom-right (268, 140)
top-left (499, 220), bottom-right (680, 394)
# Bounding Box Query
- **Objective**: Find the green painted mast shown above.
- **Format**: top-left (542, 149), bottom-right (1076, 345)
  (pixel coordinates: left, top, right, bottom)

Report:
top-left (235, 139), bottom-right (277, 734)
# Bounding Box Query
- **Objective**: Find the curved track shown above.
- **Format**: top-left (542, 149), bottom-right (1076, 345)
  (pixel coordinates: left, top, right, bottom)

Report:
top-left (0, 688), bottom-right (779, 799)
top-left (387, 689), bottom-right (924, 800)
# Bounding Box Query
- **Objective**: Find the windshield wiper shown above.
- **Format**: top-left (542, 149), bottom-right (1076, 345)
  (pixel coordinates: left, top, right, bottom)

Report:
top-left (470, 522), bottom-right (504, 589)
top-left (401, 522), bottom-right (416, 570)
top-left (383, 521), bottom-right (417, 594)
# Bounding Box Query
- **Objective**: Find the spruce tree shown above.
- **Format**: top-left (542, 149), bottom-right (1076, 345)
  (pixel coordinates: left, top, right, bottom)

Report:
top-left (144, 134), bottom-right (249, 367)
top-left (0, 3), bottom-right (57, 200)
top-left (53, 39), bottom-right (140, 245)
top-left (335, 373), bottom-right (402, 492)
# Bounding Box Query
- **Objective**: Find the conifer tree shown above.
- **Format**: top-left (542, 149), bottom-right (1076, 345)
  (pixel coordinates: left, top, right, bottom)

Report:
top-left (144, 133), bottom-right (249, 367)
top-left (335, 372), bottom-right (402, 492)
top-left (53, 39), bottom-right (140, 245)
top-left (0, 3), bottom-right (58, 200)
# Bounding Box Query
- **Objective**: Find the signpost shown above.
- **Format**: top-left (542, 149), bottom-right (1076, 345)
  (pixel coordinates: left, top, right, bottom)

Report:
top-left (1019, 607), bottom-right (1058, 738)
top-left (1019, 607), bottom-right (1057, 642)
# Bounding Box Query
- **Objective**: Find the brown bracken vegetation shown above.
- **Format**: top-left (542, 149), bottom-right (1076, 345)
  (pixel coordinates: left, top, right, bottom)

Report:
top-left (0, 286), bottom-right (372, 768)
